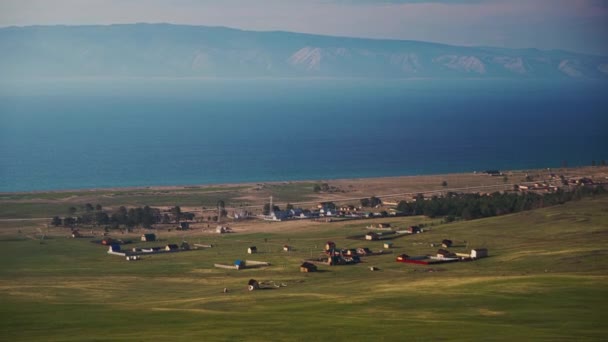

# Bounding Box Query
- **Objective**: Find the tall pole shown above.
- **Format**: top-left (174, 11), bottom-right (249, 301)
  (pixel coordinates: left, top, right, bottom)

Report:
top-left (270, 196), bottom-right (273, 215)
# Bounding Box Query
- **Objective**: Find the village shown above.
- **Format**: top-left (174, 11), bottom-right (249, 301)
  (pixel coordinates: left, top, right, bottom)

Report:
top-left (44, 168), bottom-right (608, 291)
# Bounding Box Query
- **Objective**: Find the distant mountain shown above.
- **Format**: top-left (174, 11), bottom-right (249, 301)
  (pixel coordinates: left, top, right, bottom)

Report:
top-left (1, 23), bottom-right (607, 80)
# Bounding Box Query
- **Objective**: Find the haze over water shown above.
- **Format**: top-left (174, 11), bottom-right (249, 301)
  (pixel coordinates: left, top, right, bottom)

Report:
top-left (1, 79), bottom-right (606, 192)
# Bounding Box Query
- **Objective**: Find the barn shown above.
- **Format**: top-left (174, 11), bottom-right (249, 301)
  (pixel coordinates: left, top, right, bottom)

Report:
top-left (248, 246), bottom-right (257, 254)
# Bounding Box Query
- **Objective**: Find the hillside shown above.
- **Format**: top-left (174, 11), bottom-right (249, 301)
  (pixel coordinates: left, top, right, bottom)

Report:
top-left (1, 23), bottom-right (608, 80)
top-left (0, 195), bottom-right (607, 340)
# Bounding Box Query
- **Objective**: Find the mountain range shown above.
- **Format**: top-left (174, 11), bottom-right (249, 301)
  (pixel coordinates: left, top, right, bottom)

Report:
top-left (1, 23), bottom-right (607, 80)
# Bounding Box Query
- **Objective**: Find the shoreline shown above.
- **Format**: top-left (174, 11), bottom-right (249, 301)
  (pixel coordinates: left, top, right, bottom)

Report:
top-left (1, 165), bottom-right (604, 196)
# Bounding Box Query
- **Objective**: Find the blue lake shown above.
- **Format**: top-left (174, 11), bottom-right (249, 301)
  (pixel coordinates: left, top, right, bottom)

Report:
top-left (0, 79), bottom-right (606, 192)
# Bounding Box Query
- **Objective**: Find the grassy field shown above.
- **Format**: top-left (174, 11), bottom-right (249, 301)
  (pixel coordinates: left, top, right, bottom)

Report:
top-left (0, 195), bottom-right (607, 340)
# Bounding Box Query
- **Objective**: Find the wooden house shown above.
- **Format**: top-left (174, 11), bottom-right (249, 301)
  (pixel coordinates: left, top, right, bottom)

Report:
top-left (345, 248), bottom-right (358, 256)
top-left (283, 245), bottom-right (291, 252)
top-left (408, 226), bottom-right (421, 234)
top-left (396, 254), bottom-right (409, 261)
top-left (437, 249), bottom-right (456, 259)
top-left (441, 239), bottom-right (453, 248)
top-left (365, 232), bottom-right (379, 241)
top-left (300, 262), bottom-right (317, 273)
top-left (383, 241), bottom-right (393, 249)
top-left (471, 248), bottom-right (488, 259)
top-left (248, 279), bottom-right (259, 291)
top-left (165, 244), bottom-right (179, 251)
top-left (248, 246), bottom-right (257, 254)
top-left (141, 233), bottom-right (156, 242)
top-left (357, 247), bottom-right (372, 255)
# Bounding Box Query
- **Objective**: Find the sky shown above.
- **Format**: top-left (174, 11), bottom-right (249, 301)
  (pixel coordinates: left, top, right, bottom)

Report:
top-left (0, 0), bottom-right (607, 55)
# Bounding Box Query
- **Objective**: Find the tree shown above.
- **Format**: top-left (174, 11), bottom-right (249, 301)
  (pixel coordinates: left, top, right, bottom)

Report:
top-left (441, 181), bottom-right (448, 187)
top-left (171, 206), bottom-right (182, 223)
top-left (95, 204), bottom-right (102, 211)
top-left (313, 184), bottom-right (321, 193)
top-left (68, 206), bottom-right (77, 216)
top-left (263, 203), bottom-right (270, 215)
top-left (286, 203), bottom-right (294, 211)
top-left (84, 203), bottom-right (94, 212)
top-left (63, 217), bottom-right (76, 227)
top-left (360, 198), bottom-right (371, 207)
top-left (51, 216), bottom-right (62, 226)
top-left (95, 211), bottom-right (110, 225)
top-left (369, 196), bottom-right (381, 207)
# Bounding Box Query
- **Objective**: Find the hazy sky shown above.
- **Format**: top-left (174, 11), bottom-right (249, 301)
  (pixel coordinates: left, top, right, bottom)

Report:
top-left (1, 0), bottom-right (607, 55)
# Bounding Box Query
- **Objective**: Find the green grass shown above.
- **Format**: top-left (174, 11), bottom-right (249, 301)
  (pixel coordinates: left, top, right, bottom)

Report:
top-left (1, 197), bottom-right (607, 340)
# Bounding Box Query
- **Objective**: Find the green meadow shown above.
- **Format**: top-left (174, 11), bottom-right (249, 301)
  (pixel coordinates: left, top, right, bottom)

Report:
top-left (1, 196), bottom-right (607, 341)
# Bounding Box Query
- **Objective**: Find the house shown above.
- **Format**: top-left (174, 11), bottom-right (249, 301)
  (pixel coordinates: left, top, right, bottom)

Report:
top-left (248, 279), bottom-right (259, 291)
top-left (108, 244), bottom-right (121, 253)
top-left (396, 254), bottom-right (409, 261)
top-left (300, 262), bottom-right (317, 273)
top-left (408, 226), bottom-right (421, 234)
top-left (357, 247), bottom-right (373, 255)
top-left (180, 242), bottom-right (190, 250)
top-left (248, 246), bottom-right (257, 254)
top-left (441, 239), bottom-right (453, 248)
top-left (365, 232), bottom-right (379, 241)
top-left (101, 238), bottom-right (116, 245)
top-left (270, 211), bottom-right (290, 221)
top-left (345, 249), bottom-right (358, 256)
top-left (289, 208), bottom-right (303, 217)
top-left (165, 244), bottom-right (179, 251)
top-left (325, 241), bottom-right (336, 251)
top-left (216, 226), bottom-right (227, 234)
top-left (179, 222), bottom-right (190, 230)
top-left (71, 230), bottom-right (81, 238)
top-left (235, 260), bottom-right (246, 270)
top-left (382, 200), bottom-right (399, 207)
top-left (283, 245), bottom-right (291, 252)
top-left (369, 223), bottom-right (391, 229)
top-left (383, 242), bottom-right (393, 249)
top-left (437, 249), bottom-right (456, 259)
top-left (141, 233), bottom-right (156, 242)
top-left (471, 248), bottom-right (488, 259)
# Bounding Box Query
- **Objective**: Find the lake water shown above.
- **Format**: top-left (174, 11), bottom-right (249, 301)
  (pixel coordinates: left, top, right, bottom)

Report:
top-left (1, 79), bottom-right (606, 192)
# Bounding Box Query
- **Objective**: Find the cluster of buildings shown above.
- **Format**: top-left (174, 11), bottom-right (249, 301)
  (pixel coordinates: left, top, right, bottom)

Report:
top-left (396, 247), bottom-right (488, 265)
